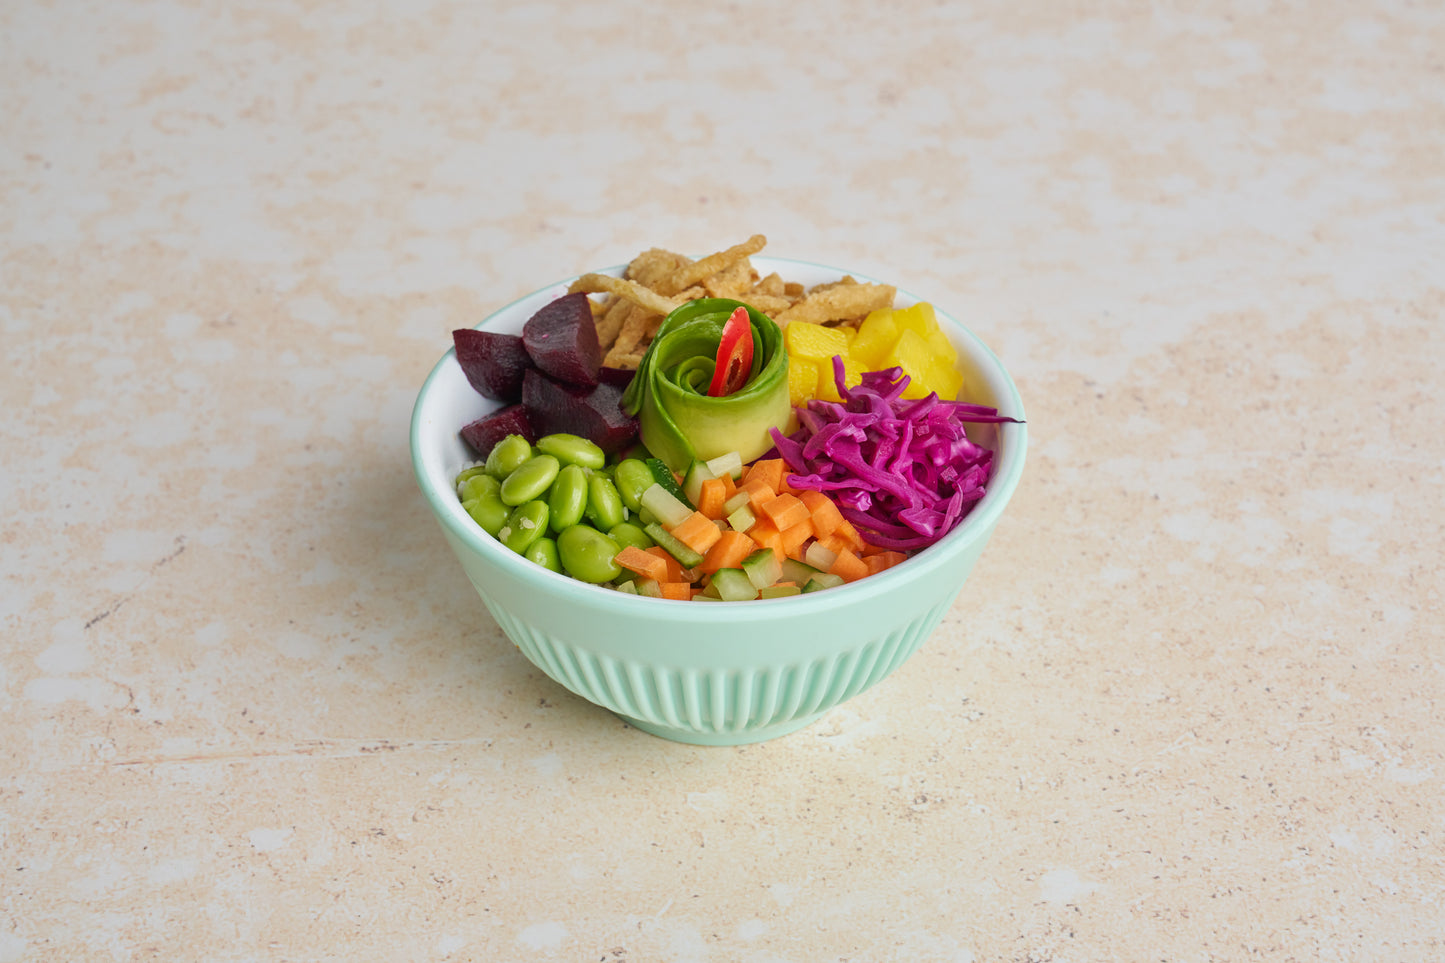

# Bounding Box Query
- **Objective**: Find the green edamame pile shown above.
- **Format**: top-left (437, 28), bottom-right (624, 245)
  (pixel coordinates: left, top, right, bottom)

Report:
top-left (456, 433), bottom-right (659, 585)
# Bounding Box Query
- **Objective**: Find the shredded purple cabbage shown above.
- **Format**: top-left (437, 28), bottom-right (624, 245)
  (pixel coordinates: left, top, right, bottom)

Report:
top-left (768, 357), bottom-right (1021, 552)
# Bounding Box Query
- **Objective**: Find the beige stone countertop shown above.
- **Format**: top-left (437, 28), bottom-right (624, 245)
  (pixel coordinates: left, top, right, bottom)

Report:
top-left (3, 2), bottom-right (1442, 961)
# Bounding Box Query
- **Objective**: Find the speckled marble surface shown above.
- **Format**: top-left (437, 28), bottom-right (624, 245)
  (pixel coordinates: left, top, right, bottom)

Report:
top-left (3, 2), bottom-right (1443, 960)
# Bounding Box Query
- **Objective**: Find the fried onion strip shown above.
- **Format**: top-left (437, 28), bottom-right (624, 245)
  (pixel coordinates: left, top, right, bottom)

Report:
top-left (657, 234), bottom-right (767, 296)
top-left (774, 282), bottom-right (896, 326)
top-left (569, 273), bottom-right (682, 317)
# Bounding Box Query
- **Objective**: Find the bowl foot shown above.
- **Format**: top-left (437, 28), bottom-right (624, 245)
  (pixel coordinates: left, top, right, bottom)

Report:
top-left (618, 710), bottom-right (828, 746)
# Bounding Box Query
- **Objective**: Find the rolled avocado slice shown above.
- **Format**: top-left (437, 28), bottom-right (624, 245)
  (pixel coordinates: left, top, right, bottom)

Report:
top-left (621, 298), bottom-right (791, 473)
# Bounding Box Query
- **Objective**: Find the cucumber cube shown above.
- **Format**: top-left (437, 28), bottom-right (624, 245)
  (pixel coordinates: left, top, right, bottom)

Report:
top-left (741, 548), bottom-right (782, 590)
top-left (710, 568), bottom-right (759, 602)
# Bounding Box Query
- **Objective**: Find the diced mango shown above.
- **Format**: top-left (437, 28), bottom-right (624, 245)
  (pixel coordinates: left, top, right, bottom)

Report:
top-left (926, 358), bottom-right (964, 399)
top-left (885, 328), bottom-right (938, 399)
top-left (783, 301), bottom-right (962, 406)
top-left (850, 309), bottom-right (898, 369)
top-left (784, 322), bottom-right (850, 363)
top-left (787, 357), bottom-right (819, 407)
top-left (890, 303), bottom-right (936, 336)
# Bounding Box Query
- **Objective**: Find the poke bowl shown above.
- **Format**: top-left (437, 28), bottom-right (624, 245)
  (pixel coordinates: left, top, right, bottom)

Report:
top-left (409, 256), bottom-right (1027, 745)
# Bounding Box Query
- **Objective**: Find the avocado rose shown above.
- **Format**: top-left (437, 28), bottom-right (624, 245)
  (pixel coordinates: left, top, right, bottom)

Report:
top-left (621, 298), bottom-right (791, 472)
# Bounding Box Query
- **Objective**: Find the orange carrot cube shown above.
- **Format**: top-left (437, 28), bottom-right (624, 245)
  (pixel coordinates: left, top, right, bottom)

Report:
top-left (742, 458), bottom-right (785, 493)
top-left (615, 545), bottom-right (669, 582)
top-left (828, 548), bottom-right (870, 583)
top-left (696, 477), bottom-right (728, 520)
top-left (759, 492), bottom-right (810, 531)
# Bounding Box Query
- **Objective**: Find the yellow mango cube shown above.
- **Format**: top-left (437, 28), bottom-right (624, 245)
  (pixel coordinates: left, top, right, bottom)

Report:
top-left (925, 359), bottom-right (964, 400)
top-left (784, 322), bottom-right (849, 363)
top-left (892, 302), bottom-right (957, 366)
top-left (788, 357), bottom-right (820, 406)
top-left (850, 309), bottom-right (898, 369)
top-left (891, 302), bottom-right (937, 337)
top-left (884, 328), bottom-right (940, 400)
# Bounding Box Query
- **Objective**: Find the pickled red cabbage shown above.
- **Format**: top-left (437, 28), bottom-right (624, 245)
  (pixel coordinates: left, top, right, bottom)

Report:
top-left (769, 357), bottom-right (1021, 551)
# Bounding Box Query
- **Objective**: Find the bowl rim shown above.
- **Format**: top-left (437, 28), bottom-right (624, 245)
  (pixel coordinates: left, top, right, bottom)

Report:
top-left (409, 256), bottom-right (1027, 623)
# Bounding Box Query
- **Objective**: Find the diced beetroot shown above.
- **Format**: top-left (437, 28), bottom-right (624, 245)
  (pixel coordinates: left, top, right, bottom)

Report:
top-left (522, 292), bottom-right (601, 387)
top-left (453, 328), bottom-right (532, 403)
top-left (459, 404), bottom-right (535, 456)
top-left (598, 365), bottom-right (636, 389)
top-left (522, 369), bottom-right (638, 454)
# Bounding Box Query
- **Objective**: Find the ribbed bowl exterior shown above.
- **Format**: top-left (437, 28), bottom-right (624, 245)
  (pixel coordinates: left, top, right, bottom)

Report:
top-left (483, 593), bottom-right (953, 744)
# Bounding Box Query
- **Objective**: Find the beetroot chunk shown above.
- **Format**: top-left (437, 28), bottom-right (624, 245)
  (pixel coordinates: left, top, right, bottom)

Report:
top-left (453, 329), bottom-right (532, 403)
top-left (522, 369), bottom-right (637, 454)
top-left (459, 404), bottom-right (535, 457)
top-left (598, 365), bottom-right (637, 389)
top-left (522, 292), bottom-right (601, 387)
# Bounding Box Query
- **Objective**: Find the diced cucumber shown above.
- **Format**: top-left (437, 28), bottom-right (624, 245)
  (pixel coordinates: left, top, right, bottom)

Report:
top-left (645, 458), bottom-right (694, 508)
top-left (704, 450), bottom-right (744, 480)
top-left (759, 584), bottom-right (802, 599)
top-left (804, 541), bottom-right (838, 572)
top-left (780, 558), bottom-right (822, 584)
top-left (710, 568), bottom-right (759, 602)
top-left (741, 548), bottom-right (783, 590)
top-left (726, 504), bottom-right (756, 533)
top-left (614, 579), bottom-right (639, 595)
top-left (802, 572), bottom-right (846, 593)
top-left (643, 522), bottom-right (705, 569)
top-left (682, 459), bottom-right (716, 505)
top-left (723, 491), bottom-right (752, 514)
top-left (640, 483), bottom-right (692, 529)
top-left (636, 578), bottom-right (663, 599)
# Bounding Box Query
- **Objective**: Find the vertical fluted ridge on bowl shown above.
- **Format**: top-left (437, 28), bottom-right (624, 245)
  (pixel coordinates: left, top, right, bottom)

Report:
top-left (482, 597), bottom-right (954, 740)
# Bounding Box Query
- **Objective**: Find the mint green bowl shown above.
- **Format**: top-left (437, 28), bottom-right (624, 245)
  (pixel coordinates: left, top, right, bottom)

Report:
top-left (410, 258), bottom-right (1027, 745)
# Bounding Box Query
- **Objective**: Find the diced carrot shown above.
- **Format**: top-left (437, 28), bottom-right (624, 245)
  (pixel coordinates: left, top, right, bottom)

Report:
top-left (760, 492), bottom-right (810, 531)
top-left (748, 517), bottom-right (785, 563)
top-left (615, 545), bottom-right (669, 582)
top-left (670, 511), bottom-right (723, 554)
top-left (742, 458), bottom-right (785, 493)
top-left (779, 519), bottom-right (814, 556)
top-left (835, 519), bottom-right (867, 552)
top-left (719, 473), bottom-right (738, 498)
top-left (829, 548), bottom-right (870, 583)
top-left (739, 478), bottom-right (776, 511)
top-left (696, 477), bottom-right (728, 520)
top-left (644, 546), bottom-right (687, 583)
top-left (815, 532), bottom-right (852, 556)
top-left (796, 489), bottom-right (845, 536)
top-left (658, 581), bottom-right (692, 601)
top-left (864, 550), bottom-right (909, 575)
top-left (698, 529), bottom-right (757, 574)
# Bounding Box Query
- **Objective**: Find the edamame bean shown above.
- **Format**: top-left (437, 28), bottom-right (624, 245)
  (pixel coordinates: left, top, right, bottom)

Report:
top-left (584, 475), bottom-right (626, 531)
top-left (499, 454), bottom-right (560, 506)
top-left (499, 500), bottom-right (549, 554)
top-left (524, 536), bottom-right (562, 573)
top-left (462, 489), bottom-right (510, 535)
top-left (458, 473), bottom-right (501, 502)
top-left (484, 434), bottom-right (533, 479)
top-left (608, 521), bottom-right (653, 552)
top-left (613, 458), bottom-right (653, 512)
top-left (455, 465), bottom-right (490, 492)
top-left (536, 433), bottom-right (605, 470)
top-left (556, 524), bottom-right (622, 583)
top-left (547, 464), bottom-right (589, 532)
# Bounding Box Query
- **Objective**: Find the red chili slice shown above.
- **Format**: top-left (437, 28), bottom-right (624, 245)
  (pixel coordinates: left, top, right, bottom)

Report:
top-left (707, 306), bottom-right (754, 397)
